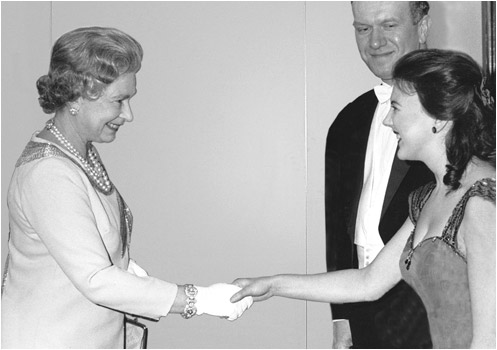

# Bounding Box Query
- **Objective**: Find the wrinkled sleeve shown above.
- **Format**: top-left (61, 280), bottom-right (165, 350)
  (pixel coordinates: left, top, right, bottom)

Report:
top-left (20, 157), bottom-right (178, 320)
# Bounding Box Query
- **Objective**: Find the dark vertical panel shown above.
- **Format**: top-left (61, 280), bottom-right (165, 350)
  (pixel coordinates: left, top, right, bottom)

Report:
top-left (482, 2), bottom-right (496, 94)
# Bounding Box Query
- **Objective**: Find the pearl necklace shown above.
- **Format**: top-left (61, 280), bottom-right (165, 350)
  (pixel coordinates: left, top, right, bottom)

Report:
top-left (46, 119), bottom-right (113, 193)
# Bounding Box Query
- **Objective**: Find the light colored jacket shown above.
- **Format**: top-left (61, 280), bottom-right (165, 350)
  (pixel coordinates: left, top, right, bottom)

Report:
top-left (2, 134), bottom-right (177, 349)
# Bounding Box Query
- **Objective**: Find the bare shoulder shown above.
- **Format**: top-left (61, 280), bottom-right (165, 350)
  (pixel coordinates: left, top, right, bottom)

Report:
top-left (458, 178), bottom-right (495, 255)
top-left (465, 194), bottom-right (495, 227)
top-left (462, 183), bottom-right (496, 252)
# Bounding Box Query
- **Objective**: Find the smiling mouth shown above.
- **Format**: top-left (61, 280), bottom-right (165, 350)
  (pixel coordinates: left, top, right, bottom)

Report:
top-left (107, 122), bottom-right (120, 131)
top-left (371, 51), bottom-right (394, 58)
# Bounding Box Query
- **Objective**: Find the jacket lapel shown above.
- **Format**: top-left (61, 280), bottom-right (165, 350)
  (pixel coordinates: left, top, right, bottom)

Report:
top-left (380, 152), bottom-right (410, 220)
top-left (346, 91), bottom-right (379, 242)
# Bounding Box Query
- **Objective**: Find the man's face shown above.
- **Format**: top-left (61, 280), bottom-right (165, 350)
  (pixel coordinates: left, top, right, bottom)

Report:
top-left (352, 2), bottom-right (426, 84)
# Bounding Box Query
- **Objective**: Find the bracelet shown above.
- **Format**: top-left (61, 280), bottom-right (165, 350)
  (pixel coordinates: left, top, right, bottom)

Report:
top-left (181, 284), bottom-right (198, 319)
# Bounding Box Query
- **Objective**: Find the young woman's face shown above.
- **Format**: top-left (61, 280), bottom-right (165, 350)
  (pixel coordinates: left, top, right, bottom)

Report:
top-left (77, 73), bottom-right (137, 144)
top-left (383, 86), bottom-right (435, 161)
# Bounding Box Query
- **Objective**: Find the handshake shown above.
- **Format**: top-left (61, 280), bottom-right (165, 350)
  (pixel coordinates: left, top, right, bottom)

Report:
top-left (183, 283), bottom-right (253, 321)
top-left (127, 260), bottom-right (253, 321)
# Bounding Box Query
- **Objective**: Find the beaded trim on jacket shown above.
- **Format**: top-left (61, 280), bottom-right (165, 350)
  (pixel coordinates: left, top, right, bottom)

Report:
top-left (13, 140), bottom-right (133, 257)
top-left (16, 141), bottom-right (115, 195)
top-left (16, 141), bottom-right (65, 168)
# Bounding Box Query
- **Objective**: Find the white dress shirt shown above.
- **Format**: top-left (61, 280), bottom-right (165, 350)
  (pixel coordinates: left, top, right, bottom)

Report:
top-left (354, 83), bottom-right (398, 268)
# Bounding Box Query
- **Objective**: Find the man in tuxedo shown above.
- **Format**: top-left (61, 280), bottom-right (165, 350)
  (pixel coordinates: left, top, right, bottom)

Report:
top-left (325, 2), bottom-right (434, 348)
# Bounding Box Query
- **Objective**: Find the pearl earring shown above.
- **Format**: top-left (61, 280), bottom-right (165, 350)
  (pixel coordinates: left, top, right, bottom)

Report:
top-left (69, 107), bottom-right (79, 116)
top-left (432, 126), bottom-right (437, 134)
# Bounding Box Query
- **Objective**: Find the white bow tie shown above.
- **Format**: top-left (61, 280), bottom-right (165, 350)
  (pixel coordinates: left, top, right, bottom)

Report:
top-left (374, 83), bottom-right (393, 104)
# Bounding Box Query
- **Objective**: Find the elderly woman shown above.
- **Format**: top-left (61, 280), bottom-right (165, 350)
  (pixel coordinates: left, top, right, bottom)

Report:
top-left (232, 49), bottom-right (495, 349)
top-left (1, 27), bottom-right (252, 349)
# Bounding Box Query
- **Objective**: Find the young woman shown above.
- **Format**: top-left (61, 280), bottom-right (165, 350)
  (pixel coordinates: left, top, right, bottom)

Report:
top-left (232, 49), bottom-right (496, 349)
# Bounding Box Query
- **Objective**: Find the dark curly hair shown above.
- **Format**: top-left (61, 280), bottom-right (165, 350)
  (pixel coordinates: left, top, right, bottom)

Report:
top-left (392, 49), bottom-right (496, 191)
top-left (36, 27), bottom-right (143, 114)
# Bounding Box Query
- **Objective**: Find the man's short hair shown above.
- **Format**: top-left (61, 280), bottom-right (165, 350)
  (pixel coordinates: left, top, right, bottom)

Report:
top-left (410, 2), bottom-right (430, 24)
top-left (350, 2), bottom-right (430, 24)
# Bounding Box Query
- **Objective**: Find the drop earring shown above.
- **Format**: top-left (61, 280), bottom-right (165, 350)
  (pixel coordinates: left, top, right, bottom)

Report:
top-left (432, 126), bottom-right (437, 134)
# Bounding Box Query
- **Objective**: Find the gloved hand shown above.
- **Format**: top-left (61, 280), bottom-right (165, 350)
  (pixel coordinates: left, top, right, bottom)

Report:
top-left (196, 283), bottom-right (253, 321)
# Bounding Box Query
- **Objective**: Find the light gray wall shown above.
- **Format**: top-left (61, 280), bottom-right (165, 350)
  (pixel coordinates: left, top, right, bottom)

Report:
top-left (1, 1), bottom-right (483, 348)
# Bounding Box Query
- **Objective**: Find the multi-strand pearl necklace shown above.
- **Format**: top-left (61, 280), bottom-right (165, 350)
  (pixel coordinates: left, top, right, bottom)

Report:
top-left (46, 119), bottom-right (113, 193)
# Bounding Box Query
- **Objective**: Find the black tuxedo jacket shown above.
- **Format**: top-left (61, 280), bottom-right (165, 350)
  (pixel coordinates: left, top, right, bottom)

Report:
top-left (325, 90), bottom-right (433, 348)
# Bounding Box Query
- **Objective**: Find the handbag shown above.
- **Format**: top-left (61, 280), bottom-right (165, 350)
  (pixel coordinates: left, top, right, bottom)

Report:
top-left (124, 317), bottom-right (148, 349)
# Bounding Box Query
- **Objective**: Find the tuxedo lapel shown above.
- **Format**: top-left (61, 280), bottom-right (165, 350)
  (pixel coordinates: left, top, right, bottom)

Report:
top-left (346, 91), bottom-right (379, 242)
top-left (380, 152), bottom-right (410, 220)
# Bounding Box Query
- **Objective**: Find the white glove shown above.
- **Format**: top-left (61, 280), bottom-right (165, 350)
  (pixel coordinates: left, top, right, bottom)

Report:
top-left (196, 283), bottom-right (253, 321)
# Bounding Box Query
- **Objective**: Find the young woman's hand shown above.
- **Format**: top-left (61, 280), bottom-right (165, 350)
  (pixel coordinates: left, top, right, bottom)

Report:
top-left (230, 276), bottom-right (274, 303)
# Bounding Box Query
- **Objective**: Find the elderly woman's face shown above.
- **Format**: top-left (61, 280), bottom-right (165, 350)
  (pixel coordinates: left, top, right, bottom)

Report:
top-left (383, 86), bottom-right (436, 161)
top-left (77, 72), bottom-right (137, 144)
